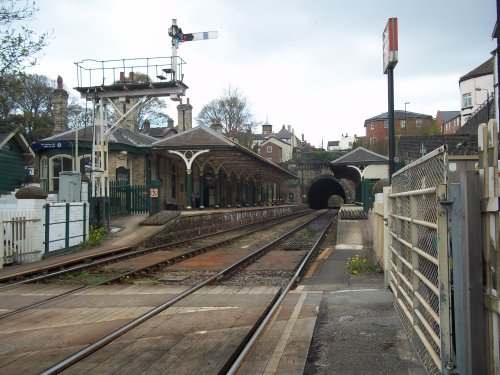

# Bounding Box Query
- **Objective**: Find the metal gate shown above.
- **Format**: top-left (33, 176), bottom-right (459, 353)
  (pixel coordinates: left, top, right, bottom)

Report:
top-left (387, 146), bottom-right (452, 374)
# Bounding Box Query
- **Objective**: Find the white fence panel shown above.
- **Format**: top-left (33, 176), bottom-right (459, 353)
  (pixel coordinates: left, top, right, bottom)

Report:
top-left (0, 210), bottom-right (41, 266)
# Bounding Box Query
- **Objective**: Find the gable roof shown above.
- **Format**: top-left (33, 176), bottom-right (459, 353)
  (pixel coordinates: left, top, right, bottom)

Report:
top-left (152, 125), bottom-right (297, 181)
top-left (261, 136), bottom-right (288, 147)
top-left (0, 131), bottom-right (35, 158)
top-left (152, 125), bottom-right (234, 148)
top-left (331, 146), bottom-right (388, 165)
top-left (459, 56), bottom-right (494, 82)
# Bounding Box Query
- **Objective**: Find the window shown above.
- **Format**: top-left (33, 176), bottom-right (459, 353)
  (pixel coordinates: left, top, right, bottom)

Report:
top-left (416, 118), bottom-right (422, 127)
top-left (40, 156), bottom-right (48, 191)
top-left (462, 92), bottom-right (472, 108)
top-left (400, 120), bottom-right (406, 128)
top-left (49, 155), bottom-right (72, 191)
top-left (370, 122), bottom-right (375, 130)
top-left (267, 146), bottom-right (272, 153)
top-left (384, 120), bottom-right (388, 128)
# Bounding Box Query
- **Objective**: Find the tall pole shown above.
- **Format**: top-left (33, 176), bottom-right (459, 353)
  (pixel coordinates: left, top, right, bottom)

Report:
top-left (388, 67), bottom-right (395, 182)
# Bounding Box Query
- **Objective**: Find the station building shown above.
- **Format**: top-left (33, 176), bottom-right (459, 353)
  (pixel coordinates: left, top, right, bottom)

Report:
top-left (32, 78), bottom-right (298, 213)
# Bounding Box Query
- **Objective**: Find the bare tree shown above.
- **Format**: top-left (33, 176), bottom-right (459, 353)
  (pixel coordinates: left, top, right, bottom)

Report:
top-left (0, 0), bottom-right (50, 75)
top-left (196, 87), bottom-right (254, 133)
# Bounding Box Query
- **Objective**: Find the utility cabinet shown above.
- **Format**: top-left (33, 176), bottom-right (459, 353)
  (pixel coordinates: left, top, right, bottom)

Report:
top-left (59, 171), bottom-right (82, 202)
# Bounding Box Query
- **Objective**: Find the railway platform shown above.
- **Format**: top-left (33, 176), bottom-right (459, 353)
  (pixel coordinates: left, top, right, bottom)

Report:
top-left (0, 207), bottom-right (425, 374)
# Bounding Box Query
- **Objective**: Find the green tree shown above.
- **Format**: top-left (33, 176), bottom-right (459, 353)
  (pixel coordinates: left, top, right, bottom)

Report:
top-left (0, 0), bottom-right (50, 75)
top-left (196, 87), bottom-right (254, 134)
top-left (0, 73), bottom-right (54, 142)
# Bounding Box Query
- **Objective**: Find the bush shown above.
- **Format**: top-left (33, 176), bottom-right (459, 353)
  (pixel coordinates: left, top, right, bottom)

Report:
top-left (79, 226), bottom-right (109, 249)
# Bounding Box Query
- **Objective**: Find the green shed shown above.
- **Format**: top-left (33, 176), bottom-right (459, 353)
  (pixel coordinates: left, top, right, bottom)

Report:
top-left (0, 131), bottom-right (34, 194)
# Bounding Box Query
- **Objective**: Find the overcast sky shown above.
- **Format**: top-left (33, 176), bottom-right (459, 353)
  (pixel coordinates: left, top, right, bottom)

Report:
top-left (28, 0), bottom-right (495, 148)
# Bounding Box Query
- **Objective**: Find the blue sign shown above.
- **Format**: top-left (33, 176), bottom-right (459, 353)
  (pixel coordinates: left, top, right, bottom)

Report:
top-left (31, 141), bottom-right (72, 150)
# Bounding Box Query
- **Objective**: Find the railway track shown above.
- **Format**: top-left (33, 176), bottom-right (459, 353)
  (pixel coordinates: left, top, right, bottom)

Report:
top-left (0, 209), bottom-right (337, 374)
top-left (0, 210), bottom-right (316, 320)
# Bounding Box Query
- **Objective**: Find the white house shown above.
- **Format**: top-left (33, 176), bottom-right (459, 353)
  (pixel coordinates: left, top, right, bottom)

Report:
top-left (327, 134), bottom-right (356, 151)
top-left (459, 56), bottom-right (494, 124)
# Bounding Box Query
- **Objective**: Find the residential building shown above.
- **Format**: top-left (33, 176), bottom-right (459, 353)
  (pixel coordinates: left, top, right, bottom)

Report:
top-left (364, 110), bottom-right (434, 145)
top-left (459, 56), bottom-right (494, 124)
top-left (253, 122), bottom-right (301, 163)
top-left (436, 110), bottom-right (461, 134)
top-left (327, 134), bottom-right (356, 151)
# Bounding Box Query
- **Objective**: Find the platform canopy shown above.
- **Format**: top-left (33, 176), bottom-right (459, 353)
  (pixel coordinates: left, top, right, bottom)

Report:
top-left (152, 125), bottom-right (298, 182)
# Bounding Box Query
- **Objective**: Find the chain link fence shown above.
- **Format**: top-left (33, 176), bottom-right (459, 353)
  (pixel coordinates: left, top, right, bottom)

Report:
top-left (388, 146), bottom-right (449, 374)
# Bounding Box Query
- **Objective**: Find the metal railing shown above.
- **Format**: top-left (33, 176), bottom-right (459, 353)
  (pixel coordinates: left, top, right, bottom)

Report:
top-left (388, 146), bottom-right (451, 374)
top-left (74, 56), bottom-right (186, 89)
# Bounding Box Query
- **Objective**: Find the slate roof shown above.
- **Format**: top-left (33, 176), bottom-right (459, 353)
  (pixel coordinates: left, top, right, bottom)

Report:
top-left (42, 127), bottom-right (157, 147)
top-left (327, 141), bottom-right (339, 147)
top-left (438, 111), bottom-right (461, 123)
top-left (152, 125), bottom-right (297, 180)
top-left (254, 125), bottom-right (294, 141)
top-left (397, 134), bottom-right (478, 164)
top-left (331, 146), bottom-right (388, 165)
top-left (152, 125), bottom-right (233, 148)
top-left (459, 56), bottom-right (494, 82)
top-left (142, 127), bottom-right (177, 138)
top-left (364, 110), bottom-right (433, 124)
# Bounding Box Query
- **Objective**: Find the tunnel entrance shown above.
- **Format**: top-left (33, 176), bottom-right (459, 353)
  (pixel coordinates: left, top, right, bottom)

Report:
top-left (306, 175), bottom-right (347, 209)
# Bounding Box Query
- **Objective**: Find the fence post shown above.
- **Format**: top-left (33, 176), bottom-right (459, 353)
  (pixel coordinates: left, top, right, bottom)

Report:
top-left (0, 212), bottom-right (3, 268)
top-left (44, 204), bottom-right (50, 254)
top-left (450, 173), bottom-right (487, 374)
top-left (65, 203), bottom-right (70, 248)
top-left (437, 183), bottom-right (454, 373)
top-left (83, 202), bottom-right (87, 242)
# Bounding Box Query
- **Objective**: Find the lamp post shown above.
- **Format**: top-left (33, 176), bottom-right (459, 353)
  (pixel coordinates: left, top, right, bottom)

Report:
top-left (404, 101), bottom-right (410, 132)
top-left (475, 87), bottom-right (491, 119)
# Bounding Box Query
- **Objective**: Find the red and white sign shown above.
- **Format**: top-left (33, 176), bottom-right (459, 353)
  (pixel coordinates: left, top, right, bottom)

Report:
top-left (383, 18), bottom-right (398, 73)
top-left (150, 188), bottom-right (158, 198)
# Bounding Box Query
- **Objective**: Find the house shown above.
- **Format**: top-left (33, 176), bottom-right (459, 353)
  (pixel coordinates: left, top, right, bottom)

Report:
top-left (436, 110), bottom-right (461, 134)
top-left (364, 110), bottom-right (434, 146)
top-left (253, 122), bottom-right (301, 163)
top-left (327, 134), bottom-right (356, 151)
top-left (0, 131), bottom-right (35, 193)
top-left (459, 56), bottom-right (494, 124)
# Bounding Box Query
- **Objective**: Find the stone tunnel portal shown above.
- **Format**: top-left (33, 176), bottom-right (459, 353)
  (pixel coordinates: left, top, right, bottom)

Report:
top-left (307, 176), bottom-right (347, 209)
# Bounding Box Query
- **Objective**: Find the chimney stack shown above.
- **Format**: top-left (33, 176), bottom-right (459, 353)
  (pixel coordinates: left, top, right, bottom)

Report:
top-left (51, 75), bottom-right (69, 135)
top-left (211, 118), bottom-right (223, 133)
top-left (177, 97), bottom-right (193, 132)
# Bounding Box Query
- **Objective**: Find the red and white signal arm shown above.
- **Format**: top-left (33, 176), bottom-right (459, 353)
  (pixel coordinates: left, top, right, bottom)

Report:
top-left (150, 188), bottom-right (159, 198)
top-left (383, 18), bottom-right (398, 73)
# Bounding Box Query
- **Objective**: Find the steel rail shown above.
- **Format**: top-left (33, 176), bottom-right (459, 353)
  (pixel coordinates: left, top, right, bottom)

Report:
top-left (40, 210), bottom-right (329, 375)
top-left (225, 210), bottom-right (335, 374)
top-left (0, 209), bottom-right (311, 288)
top-left (0, 210), bottom-right (314, 320)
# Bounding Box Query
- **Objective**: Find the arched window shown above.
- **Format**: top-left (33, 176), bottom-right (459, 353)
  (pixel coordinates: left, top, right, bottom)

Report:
top-left (49, 155), bottom-right (73, 191)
